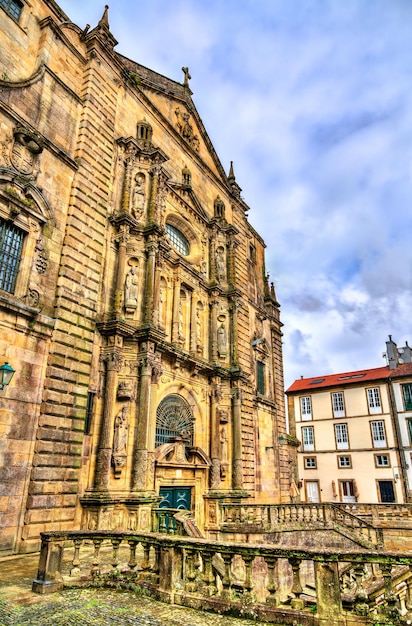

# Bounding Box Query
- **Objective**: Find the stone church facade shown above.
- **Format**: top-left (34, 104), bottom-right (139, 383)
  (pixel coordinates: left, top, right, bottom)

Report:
top-left (0, 0), bottom-right (290, 554)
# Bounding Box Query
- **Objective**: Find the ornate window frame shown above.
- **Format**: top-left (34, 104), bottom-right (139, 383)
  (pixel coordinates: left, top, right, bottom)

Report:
top-left (0, 169), bottom-right (53, 308)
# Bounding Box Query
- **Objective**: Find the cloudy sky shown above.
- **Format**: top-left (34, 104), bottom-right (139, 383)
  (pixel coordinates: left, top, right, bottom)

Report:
top-left (58, 1), bottom-right (412, 387)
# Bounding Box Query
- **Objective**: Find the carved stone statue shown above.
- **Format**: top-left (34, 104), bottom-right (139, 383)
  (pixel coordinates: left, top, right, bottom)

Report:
top-left (112, 405), bottom-right (129, 478)
top-left (216, 248), bottom-right (226, 281)
top-left (132, 173), bottom-right (145, 219)
top-left (217, 322), bottom-right (227, 357)
top-left (113, 406), bottom-right (129, 454)
top-left (124, 265), bottom-right (138, 308)
top-left (220, 426), bottom-right (228, 464)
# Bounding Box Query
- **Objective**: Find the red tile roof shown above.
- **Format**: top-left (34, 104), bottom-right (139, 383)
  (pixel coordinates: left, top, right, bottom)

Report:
top-left (286, 362), bottom-right (412, 394)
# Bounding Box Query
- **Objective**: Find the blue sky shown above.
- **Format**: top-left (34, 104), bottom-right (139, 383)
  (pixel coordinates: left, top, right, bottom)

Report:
top-left (57, 1), bottom-right (412, 386)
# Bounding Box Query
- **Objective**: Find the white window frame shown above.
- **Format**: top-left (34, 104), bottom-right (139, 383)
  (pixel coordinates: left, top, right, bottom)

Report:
top-left (371, 420), bottom-right (387, 449)
top-left (332, 392), bottom-right (345, 418)
top-left (367, 387), bottom-right (382, 415)
top-left (335, 423), bottom-right (349, 450)
top-left (304, 456), bottom-right (317, 469)
top-left (300, 396), bottom-right (312, 421)
top-left (302, 426), bottom-right (315, 451)
top-left (375, 454), bottom-right (390, 467)
top-left (338, 455), bottom-right (352, 468)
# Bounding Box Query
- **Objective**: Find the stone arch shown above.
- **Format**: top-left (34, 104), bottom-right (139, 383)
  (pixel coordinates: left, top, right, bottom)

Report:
top-left (155, 393), bottom-right (194, 448)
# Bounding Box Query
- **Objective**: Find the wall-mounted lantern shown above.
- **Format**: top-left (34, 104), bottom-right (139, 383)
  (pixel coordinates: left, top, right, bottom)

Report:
top-left (0, 362), bottom-right (15, 391)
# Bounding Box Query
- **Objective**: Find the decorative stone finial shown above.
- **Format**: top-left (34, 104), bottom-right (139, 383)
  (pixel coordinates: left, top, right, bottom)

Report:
top-left (228, 161), bottom-right (236, 184)
top-left (99, 5), bottom-right (109, 29)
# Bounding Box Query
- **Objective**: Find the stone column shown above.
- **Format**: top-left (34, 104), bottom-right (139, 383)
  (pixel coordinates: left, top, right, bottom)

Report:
top-left (147, 166), bottom-right (159, 223)
top-left (153, 250), bottom-right (162, 327)
top-left (143, 238), bottom-right (157, 325)
top-left (227, 237), bottom-right (236, 287)
top-left (210, 297), bottom-right (218, 362)
top-left (113, 224), bottom-right (129, 317)
top-left (132, 353), bottom-right (153, 492)
top-left (121, 154), bottom-right (134, 213)
top-left (171, 278), bottom-right (180, 344)
top-left (209, 230), bottom-right (217, 282)
top-left (94, 349), bottom-right (123, 491)
top-left (190, 289), bottom-right (197, 353)
top-left (229, 296), bottom-right (239, 367)
top-left (210, 380), bottom-right (222, 489)
top-left (231, 384), bottom-right (243, 490)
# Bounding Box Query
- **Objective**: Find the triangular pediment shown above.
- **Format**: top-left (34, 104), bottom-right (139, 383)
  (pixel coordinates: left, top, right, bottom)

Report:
top-left (116, 53), bottom-right (230, 188)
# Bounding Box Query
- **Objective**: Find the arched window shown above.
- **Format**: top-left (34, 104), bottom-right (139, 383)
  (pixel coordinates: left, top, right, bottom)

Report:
top-left (155, 394), bottom-right (194, 448)
top-left (166, 223), bottom-right (190, 256)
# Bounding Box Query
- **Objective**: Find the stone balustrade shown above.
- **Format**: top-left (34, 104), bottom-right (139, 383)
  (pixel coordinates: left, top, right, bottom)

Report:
top-left (219, 503), bottom-right (384, 548)
top-left (33, 530), bottom-right (412, 625)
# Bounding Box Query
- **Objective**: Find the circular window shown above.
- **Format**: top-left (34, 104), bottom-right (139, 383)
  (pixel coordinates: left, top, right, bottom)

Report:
top-left (166, 223), bottom-right (190, 256)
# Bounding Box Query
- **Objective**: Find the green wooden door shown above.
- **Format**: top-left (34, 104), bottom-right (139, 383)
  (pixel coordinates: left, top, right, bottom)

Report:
top-left (159, 486), bottom-right (191, 510)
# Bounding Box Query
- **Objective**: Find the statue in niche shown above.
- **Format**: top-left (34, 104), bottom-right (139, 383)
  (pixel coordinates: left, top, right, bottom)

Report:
top-left (217, 321), bottom-right (227, 357)
top-left (112, 405), bottom-right (129, 478)
top-left (220, 426), bottom-right (228, 464)
top-left (124, 264), bottom-right (139, 309)
top-left (132, 173), bottom-right (145, 219)
top-left (113, 406), bottom-right (129, 454)
top-left (216, 248), bottom-right (226, 281)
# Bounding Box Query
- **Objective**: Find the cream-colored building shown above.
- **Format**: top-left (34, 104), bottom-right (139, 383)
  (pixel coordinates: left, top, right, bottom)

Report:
top-left (0, 1), bottom-right (291, 554)
top-left (287, 338), bottom-right (412, 505)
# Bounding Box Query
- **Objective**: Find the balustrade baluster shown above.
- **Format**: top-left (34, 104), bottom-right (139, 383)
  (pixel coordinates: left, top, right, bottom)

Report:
top-left (141, 542), bottom-right (151, 575)
top-left (380, 562), bottom-right (400, 622)
top-left (91, 537), bottom-right (103, 576)
top-left (184, 549), bottom-right (198, 592)
top-left (70, 537), bottom-right (82, 577)
top-left (111, 537), bottom-right (122, 570)
top-left (242, 554), bottom-right (254, 598)
top-left (264, 556), bottom-right (278, 607)
top-left (152, 544), bottom-right (160, 578)
top-left (221, 552), bottom-right (233, 600)
top-left (201, 550), bottom-right (216, 596)
top-left (159, 511), bottom-right (167, 533)
top-left (127, 540), bottom-right (138, 570)
top-left (289, 557), bottom-right (304, 610)
top-left (353, 562), bottom-right (369, 617)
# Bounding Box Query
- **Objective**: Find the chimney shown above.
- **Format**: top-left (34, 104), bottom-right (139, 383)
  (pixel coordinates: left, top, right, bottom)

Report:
top-left (386, 335), bottom-right (399, 370)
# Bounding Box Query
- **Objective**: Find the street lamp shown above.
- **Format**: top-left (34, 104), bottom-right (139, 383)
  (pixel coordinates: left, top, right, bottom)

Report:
top-left (0, 362), bottom-right (15, 391)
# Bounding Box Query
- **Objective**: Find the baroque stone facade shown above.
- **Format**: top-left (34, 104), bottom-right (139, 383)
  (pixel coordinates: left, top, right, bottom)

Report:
top-left (0, 1), bottom-right (290, 554)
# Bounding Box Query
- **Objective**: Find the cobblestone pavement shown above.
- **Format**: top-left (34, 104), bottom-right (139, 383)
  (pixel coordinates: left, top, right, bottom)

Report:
top-left (0, 588), bottom-right (277, 626)
top-left (0, 554), bottom-right (276, 626)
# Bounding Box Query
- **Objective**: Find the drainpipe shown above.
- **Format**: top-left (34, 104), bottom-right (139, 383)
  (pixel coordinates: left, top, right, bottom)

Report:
top-left (388, 378), bottom-right (410, 502)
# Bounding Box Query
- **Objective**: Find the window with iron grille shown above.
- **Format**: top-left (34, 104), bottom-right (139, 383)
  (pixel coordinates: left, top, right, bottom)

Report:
top-left (300, 396), bottom-right (312, 421)
top-left (402, 384), bottom-right (412, 411)
top-left (0, 0), bottom-right (23, 20)
top-left (257, 361), bottom-right (265, 395)
top-left (165, 223), bottom-right (190, 256)
top-left (0, 218), bottom-right (24, 293)
top-left (155, 394), bottom-right (194, 448)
